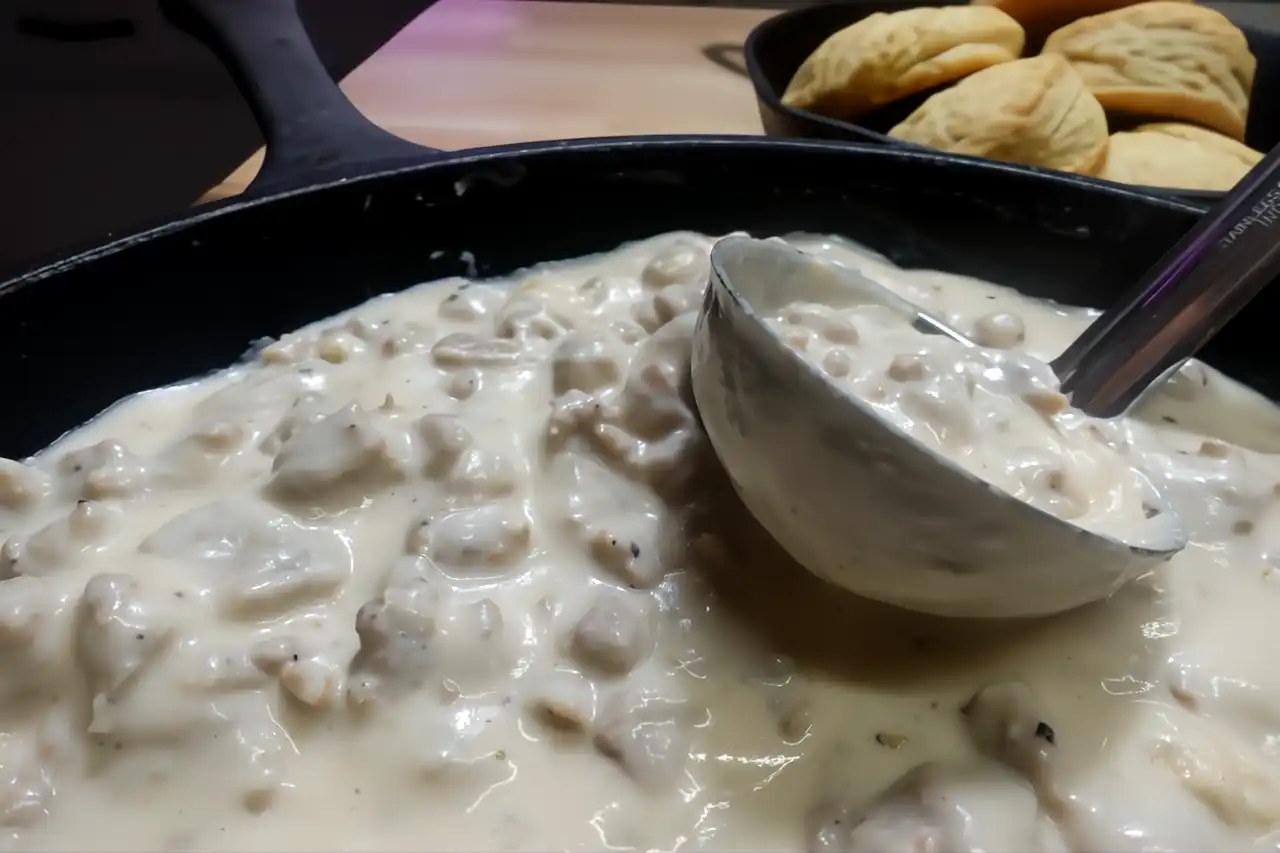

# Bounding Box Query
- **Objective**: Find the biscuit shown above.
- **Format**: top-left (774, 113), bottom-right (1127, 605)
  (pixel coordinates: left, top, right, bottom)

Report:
top-left (888, 54), bottom-right (1109, 175)
top-left (782, 6), bottom-right (1025, 119)
top-left (1041, 2), bottom-right (1256, 141)
top-left (971, 0), bottom-right (1192, 42)
top-left (1135, 121), bottom-right (1265, 165)
top-left (1101, 124), bottom-right (1262, 190)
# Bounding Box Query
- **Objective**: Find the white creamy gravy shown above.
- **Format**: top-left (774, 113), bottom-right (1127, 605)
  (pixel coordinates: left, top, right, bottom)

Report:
top-left (1, 232), bottom-right (1280, 852)
top-left (762, 282), bottom-right (1174, 546)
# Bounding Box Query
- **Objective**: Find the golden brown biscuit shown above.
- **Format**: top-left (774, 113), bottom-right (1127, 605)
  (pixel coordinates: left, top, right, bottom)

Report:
top-left (1041, 2), bottom-right (1256, 141)
top-left (971, 0), bottom-right (1192, 43)
top-left (781, 6), bottom-right (1025, 119)
top-left (887, 54), bottom-right (1109, 175)
top-left (1101, 125), bottom-right (1262, 190)
top-left (1135, 121), bottom-right (1265, 166)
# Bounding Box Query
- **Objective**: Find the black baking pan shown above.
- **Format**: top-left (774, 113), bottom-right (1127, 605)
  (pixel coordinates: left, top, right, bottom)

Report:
top-left (744, 0), bottom-right (1280, 206)
top-left (1, 0), bottom-right (1258, 462)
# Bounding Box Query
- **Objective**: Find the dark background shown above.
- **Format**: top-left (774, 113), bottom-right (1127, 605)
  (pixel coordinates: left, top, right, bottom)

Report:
top-left (3, 0), bottom-right (1277, 279)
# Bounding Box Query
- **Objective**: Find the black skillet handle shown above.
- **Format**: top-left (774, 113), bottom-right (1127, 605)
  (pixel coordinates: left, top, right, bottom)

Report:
top-left (159, 0), bottom-right (439, 197)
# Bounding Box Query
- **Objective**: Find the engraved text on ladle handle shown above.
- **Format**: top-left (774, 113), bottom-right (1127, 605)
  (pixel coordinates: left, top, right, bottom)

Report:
top-left (1052, 143), bottom-right (1280, 419)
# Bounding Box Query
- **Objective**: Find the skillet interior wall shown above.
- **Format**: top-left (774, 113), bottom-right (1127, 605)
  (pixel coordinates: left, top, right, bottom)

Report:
top-left (0, 143), bottom-right (1236, 457)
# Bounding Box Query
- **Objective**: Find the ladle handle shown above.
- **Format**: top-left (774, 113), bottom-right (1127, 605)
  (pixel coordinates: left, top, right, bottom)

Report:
top-left (1052, 142), bottom-right (1280, 418)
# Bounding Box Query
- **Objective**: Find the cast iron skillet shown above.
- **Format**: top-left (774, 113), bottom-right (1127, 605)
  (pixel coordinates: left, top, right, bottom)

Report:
top-left (743, 0), bottom-right (1280, 207)
top-left (1, 0), bottom-right (1256, 462)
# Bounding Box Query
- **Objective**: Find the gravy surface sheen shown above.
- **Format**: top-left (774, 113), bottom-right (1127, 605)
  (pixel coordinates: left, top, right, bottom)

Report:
top-left (1, 232), bottom-right (1280, 852)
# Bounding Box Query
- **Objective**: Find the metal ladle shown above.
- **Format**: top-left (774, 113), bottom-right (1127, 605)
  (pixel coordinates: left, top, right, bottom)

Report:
top-left (690, 147), bottom-right (1280, 619)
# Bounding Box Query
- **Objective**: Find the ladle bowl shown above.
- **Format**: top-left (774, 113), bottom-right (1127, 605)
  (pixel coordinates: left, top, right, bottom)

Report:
top-left (689, 235), bottom-right (1187, 619)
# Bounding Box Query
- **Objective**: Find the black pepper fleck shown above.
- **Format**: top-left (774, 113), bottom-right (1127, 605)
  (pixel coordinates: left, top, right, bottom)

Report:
top-left (1035, 721), bottom-right (1056, 745)
top-left (629, 542), bottom-right (641, 559)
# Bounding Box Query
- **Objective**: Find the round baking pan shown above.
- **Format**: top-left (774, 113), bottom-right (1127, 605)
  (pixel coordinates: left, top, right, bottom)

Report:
top-left (744, 0), bottom-right (1280, 206)
top-left (3, 0), bottom-right (1259, 461)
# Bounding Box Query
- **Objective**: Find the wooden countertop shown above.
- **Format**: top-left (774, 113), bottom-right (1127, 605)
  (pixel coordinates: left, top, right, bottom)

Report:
top-left (203, 0), bottom-right (774, 200)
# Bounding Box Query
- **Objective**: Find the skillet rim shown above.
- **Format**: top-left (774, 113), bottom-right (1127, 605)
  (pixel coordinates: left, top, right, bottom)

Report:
top-left (5, 134), bottom-right (1208, 291)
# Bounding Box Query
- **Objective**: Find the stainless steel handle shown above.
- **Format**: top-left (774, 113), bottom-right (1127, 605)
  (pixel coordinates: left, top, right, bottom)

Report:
top-left (1053, 143), bottom-right (1280, 418)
